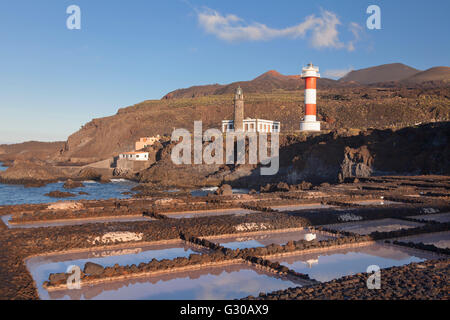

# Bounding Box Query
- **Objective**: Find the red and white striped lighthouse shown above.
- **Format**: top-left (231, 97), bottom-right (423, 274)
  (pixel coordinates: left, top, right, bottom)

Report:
top-left (300, 63), bottom-right (321, 131)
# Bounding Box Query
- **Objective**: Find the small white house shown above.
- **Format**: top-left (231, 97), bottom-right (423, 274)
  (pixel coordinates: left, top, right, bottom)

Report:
top-left (118, 151), bottom-right (149, 161)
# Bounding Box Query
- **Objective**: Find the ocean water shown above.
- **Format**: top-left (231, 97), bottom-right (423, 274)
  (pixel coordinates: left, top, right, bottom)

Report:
top-left (0, 170), bottom-right (138, 206)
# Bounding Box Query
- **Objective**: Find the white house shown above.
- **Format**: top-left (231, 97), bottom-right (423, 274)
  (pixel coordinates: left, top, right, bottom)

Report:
top-left (118, 151), bottom-right (149, 161)
top-left (222, 118), bottom-right (280, 133)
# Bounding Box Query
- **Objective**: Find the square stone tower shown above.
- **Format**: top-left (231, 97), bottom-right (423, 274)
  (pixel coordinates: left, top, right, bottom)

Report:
top-left (234, 86), bottom-right (244, 132)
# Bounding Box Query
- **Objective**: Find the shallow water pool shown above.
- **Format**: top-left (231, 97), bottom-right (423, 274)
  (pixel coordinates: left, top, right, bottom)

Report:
top-left (27, 241), bottom-right (210, 300)
top-left (1, 214), bottom-right (155, 229)
top-left (163, 208), bottom-right (256, 219)
top-left (271, 242), bottom-right (438, 282)
top-left (395, 231), bottom-right (450, 249)
top-left (322, 218), bottom-right (424, 235)
top-left (272, 203), bottom-right (334, 212)
top-left (43, 263), bottom-right (301, 300)
top-left (208, 229), bottom-right (335, 250)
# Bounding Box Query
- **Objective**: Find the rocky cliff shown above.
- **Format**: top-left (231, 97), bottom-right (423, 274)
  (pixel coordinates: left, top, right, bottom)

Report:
top-left (56, 86), bottom-right (450, 163)
top-left (135, 122), bottom-right (450, 188)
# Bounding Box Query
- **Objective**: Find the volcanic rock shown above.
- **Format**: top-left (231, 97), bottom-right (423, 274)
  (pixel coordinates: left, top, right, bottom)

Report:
top-left (49, 273), bottom-right (66, 283)
top-left (63, 179), bottom-right (85, 189)
top-left (83, 262), bottom-right (104, 276)
top-left (45, 191), bottom-right (76, 198)
top-left (216, 184), bottom-right (233, 196)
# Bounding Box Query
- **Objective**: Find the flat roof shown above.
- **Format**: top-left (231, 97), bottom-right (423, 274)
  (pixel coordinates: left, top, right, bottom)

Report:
top-left (222, 119), bottom-right (280, 123)
top-left (120, 151), bottom-right (149, 155)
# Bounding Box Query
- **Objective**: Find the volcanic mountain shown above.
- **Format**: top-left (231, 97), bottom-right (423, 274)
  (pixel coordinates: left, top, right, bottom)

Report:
top-left (163, 63), bottom-right (450, 99)
top-left (401, 66), bottom-right (450, 84)
top-left (339, 63), bottom-right (420, 85)
top-left (163, 70), bottom-right (339, 99)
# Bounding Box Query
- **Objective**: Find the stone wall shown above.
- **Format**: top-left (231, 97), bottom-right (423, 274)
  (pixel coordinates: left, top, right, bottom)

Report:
top-left (116, 159), bottom-right (153, 172)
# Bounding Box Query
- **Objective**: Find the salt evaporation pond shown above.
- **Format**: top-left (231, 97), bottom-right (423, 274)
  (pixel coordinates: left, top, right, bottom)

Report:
top-left (323, 218), bottom-right (424, 235)
top-left (43, 263), bottom-right (301, 300)
top-left (163, 208), bottom-right (256, 219)
top-left (395, 231), bottom-right (450, 249)
top-left (408, 213), bottom-right (450, 223)
top-left (0, 179), bottom-right (138, 206)
top-left (270, 242), bottom-right (438, 282)
top-left (207, 229), bottom-right (335, 250)
top-left (27, 241), bottom-right (211, 300)
top-left (272, 203), bottom-right (334, 212)
top-left (1, 214), bottom-right (155, 229)
top-left (190, 187), bottom-right (250, 197)
top-left (350, 199), bottom-right (402, 206)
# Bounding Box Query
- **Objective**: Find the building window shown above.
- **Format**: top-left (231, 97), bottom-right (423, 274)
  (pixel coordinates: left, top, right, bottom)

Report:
top-left (245, 124), bottom-right (248, 131)
top-left (250, 123), bottom-right (254, 130)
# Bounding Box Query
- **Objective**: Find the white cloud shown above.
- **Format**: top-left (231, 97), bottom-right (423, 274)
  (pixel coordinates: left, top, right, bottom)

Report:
top-left (347, 22), bottom-right (363, 51)
top-left (197, 7), bottom-right (356, 50)
top-left (323, 67), bottom-right (354, 79)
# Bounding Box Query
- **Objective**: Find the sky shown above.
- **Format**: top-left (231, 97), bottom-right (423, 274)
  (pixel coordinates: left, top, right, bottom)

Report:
top-left (0, 0), bottom-right (449, 144)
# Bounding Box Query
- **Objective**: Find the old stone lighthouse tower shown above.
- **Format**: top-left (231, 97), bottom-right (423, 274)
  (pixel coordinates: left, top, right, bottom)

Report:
top-left (222, 86), bottom-right (280, 133)
top-left (233, 86), bottom-right (244, 132)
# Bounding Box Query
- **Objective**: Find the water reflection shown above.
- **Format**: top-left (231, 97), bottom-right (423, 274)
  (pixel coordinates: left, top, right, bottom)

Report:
top-left (27, 241), bottom-right (210, 299)
top-left (271, 242), bottom-right (437, 282)
top-left (45, 263), bottom-right (301, 300)
top-left (395, 231), bottom-right (450, 249)
top-left (208, 229), bottom-right (335, 250)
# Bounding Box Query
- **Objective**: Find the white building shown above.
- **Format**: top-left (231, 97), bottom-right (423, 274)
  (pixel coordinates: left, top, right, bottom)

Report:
top-left (222, 118), bottom-right (280, 133)
top-left (221, 86), bottom-right (281, 133)
top-left (118, 151), bottom-right (149, 161)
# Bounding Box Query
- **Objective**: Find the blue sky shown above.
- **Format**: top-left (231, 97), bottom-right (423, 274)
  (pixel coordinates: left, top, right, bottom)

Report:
top-left (0, 0), bottom-right (449, 143)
